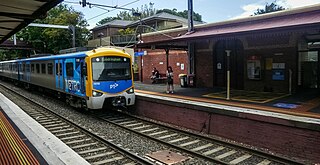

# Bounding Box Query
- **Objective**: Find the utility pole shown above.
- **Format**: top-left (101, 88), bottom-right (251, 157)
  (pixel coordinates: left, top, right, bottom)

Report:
top-left (187, 0), bottom-right (195, 77)
top-left (188, 0), bottom-right (194, 32)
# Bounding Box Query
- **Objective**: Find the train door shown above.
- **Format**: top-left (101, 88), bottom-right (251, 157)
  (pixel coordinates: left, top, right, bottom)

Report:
top-left (18, 62), bottom-right (22, 81)
top-left (55, 59), bottom-right (64, 90)
top-left (300, 50), bottom-right (319, 89)
top-left (26, 62), bottom-right (31, 82)
top-left (64, 58), bottom-right (83, 96)
top-left (80, 59), bottom-right (86, 95)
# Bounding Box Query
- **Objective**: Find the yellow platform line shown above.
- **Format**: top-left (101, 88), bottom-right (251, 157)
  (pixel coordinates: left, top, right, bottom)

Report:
top-left (203, 91), bottom-right (289, 103)
top-left (0, 111), bottom-right (39, 165)
top-left (135, 90), bottom-right (320, 119)
top-left (0, 116), bottom-right (30, 165)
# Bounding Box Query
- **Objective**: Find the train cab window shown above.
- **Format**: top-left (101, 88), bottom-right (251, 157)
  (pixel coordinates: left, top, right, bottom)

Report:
top-left (31, 64), bottom-right (35, 73)
top-left (36, 64), bottom-right (40, 73)
top-left (66, 62), bottom-right (74, 77)
top-left (41, 64), bottom-right (46, 74)
top-left (48, 63), bottom-right (53, 75)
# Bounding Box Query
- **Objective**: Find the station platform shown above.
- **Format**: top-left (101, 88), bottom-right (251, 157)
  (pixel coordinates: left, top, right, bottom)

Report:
top-left (134, 81), bottom-right (320, 119)
top-left (0, 93), bottom-right (90, 165)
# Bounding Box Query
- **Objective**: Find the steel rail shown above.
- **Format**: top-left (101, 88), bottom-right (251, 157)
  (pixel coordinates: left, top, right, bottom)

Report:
top-left (0, 83), bottom-right (153, 165)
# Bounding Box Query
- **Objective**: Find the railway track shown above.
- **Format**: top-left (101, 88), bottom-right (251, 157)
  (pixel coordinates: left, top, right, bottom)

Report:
top-left (0, 81), bottom-right (305, 164)
top-left (94, 111), bottom-right (303, 165)
top-left (0, 84), bottom-right (151, 165)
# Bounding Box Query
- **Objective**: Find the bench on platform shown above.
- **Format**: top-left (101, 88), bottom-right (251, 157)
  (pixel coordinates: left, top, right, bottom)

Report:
top-left (154, 73), bottom-right (167, 84)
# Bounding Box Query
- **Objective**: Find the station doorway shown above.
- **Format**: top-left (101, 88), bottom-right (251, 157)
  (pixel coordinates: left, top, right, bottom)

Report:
top-left (300, 48), bottom-right (319, 89)
top-left (214, 40), bottom-right (244, 89)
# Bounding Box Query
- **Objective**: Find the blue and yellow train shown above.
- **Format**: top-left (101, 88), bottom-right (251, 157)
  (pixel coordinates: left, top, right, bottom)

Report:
top-left (0, 47), bottom-right (135, 110)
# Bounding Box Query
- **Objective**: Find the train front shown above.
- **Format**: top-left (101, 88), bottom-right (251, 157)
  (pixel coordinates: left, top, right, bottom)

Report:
top-left (85, 48), bottom-right (135, 109)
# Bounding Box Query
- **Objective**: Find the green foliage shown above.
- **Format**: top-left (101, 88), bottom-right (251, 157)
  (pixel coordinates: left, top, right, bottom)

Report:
top-left (156, 9), bottom-right (202, 22)
top-left (97, 2), bottom-right (202, 25)
top-left (0, 49), bottom-right (30, 61)
top-left (96, 17), bottom-right (118, 26)
top-left (117, 3), bottom-right (156, 21)
top-left (254, 1), bottom-right (285, 15)
top-left (17, 4), bottom-right (90, 55)
top-left (118, 28), bottom-right (135, 35)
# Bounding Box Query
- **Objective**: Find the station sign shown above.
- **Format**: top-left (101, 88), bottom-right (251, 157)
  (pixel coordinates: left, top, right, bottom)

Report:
top-left (134, 51), bottom-right (147, 56)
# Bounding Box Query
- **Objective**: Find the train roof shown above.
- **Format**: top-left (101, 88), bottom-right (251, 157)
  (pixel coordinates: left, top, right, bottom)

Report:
top-left (0, 47), bottom-right (131, 63)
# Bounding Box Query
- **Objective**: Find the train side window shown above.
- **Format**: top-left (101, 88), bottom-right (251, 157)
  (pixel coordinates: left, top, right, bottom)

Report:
top-left (36, 64), bottom-right (40, 73)
top-left (31, 64), bottom-right (34, 73)
top-left (66, 62), bottom-right (74, 77)
top-left (41, 63), bottom-right (46, 74)
top-left (22, 63), bottom-right (25, 72)
top-left (48, 63), bottom-right (53, 74)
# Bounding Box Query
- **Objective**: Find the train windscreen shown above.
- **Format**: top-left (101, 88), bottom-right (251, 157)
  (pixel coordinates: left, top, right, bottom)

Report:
top-left (92, 56), bottom-right (131, 81)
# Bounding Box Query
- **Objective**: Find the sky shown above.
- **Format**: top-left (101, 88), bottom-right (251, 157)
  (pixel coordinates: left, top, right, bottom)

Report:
top-left (63, 0), bottom-right (320, 29)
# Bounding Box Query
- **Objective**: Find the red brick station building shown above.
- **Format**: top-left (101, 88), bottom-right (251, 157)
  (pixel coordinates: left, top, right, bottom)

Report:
top-left (136, 4), bottom-right (320, 94)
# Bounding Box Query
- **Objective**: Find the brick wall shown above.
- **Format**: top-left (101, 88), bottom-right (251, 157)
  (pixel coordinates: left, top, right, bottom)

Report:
top-left (139, 49), bottom-right (188, 84)
top-left (135, 97), bottom-right (320, 163)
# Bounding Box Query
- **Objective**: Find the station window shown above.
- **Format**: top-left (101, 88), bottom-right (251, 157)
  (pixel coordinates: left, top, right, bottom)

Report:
top-left (41, 63), bottom-right (46, 74)
top-left (66, 62), bottom-right (74, 77)
top-left (47, 63), bottom-right (53, 75)
top-left (31, 64), bottom-right (34, 73)
top-left (36, 64), bottom-right (40, 73)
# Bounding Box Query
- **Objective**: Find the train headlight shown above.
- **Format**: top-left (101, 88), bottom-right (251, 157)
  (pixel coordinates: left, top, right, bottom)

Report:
top-left (92, 91), bottom-right (103, 97)
top-left (126, 87), bottom-right (134, 94)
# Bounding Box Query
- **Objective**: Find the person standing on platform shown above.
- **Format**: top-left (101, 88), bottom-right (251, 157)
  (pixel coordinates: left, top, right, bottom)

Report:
top-left (166, 66), bottom-right (174, 93)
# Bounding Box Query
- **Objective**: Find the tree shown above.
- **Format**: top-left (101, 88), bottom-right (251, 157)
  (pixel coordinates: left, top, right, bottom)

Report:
top-left (156, 9), bottom-right (202, 22)
top-left (116, 3), bottom-right (156, 21)
top-left (96, 17), bottom-right (118, 26)
top-left (254, 1), bottom-right (285, 15)
top-left (118, 28), bottom-right (135, 35)
top-left (17, 4), bottom-right (90, 55)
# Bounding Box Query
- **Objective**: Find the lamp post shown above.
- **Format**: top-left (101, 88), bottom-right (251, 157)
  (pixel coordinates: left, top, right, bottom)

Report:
top-left (97, 32), bottom-right (104, 47)
top-left (132, 12), bottom-right (142, 42)
top-left (133, 12), bottom-right (143, 82)
top-left (225, 50), bottom-right (231, 100)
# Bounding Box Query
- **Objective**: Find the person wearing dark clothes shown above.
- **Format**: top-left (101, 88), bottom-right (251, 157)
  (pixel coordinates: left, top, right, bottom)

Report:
top-left (166, 66), bottom-right (174, 93)
top-left (151, 67), bottom-right (160, 84)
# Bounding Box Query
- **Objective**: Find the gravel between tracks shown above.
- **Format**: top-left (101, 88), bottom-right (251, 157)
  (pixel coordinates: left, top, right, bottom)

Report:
top-left (0, 81), bottom-right (216, 165)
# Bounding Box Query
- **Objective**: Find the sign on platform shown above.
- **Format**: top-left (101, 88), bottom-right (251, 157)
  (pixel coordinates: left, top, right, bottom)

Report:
top-left (134, 51), bottom-right (147, 56)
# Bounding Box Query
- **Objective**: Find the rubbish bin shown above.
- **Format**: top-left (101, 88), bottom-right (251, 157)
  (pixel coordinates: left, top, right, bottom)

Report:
top-left (188, 74), bottom-right (195, 87)
top-left (179, 74), bottom-right (188, 87)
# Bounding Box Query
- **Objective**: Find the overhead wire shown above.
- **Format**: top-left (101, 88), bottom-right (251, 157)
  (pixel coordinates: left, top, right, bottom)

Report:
top-left (87, 0), bottom-right (140, 21)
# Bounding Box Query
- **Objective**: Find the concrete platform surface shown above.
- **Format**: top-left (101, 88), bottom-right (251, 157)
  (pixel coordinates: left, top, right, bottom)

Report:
top-left (0, 93), bottom-right (90, 165)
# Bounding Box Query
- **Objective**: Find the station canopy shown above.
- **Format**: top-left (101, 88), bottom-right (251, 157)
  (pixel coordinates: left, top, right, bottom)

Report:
top-left (0, 0), bottom-right (63, 44)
